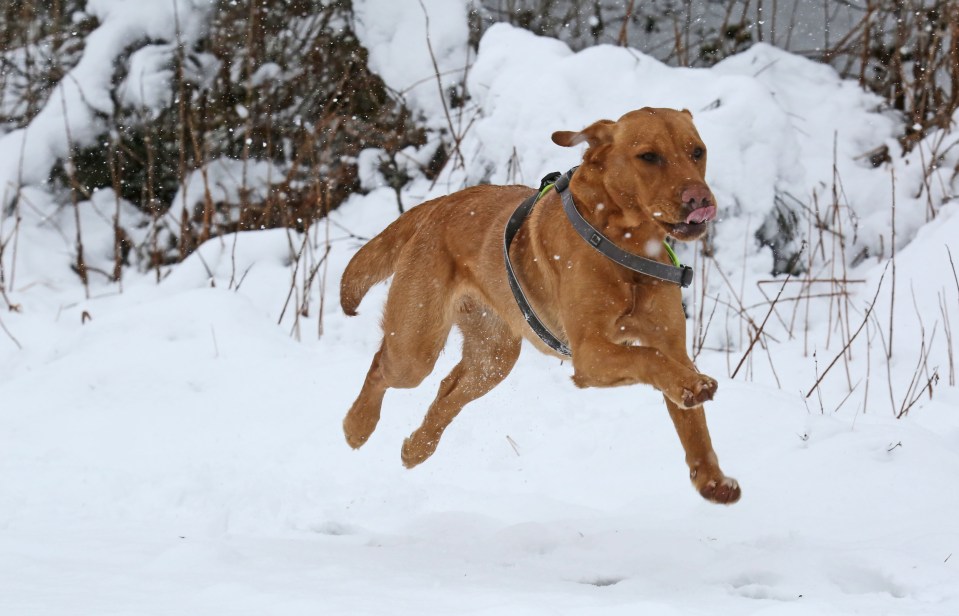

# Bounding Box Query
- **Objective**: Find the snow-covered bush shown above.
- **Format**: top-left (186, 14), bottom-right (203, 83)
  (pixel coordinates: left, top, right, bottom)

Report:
top-left (2, 0), bottom-right (428, 274)
top-left (471, 0), bottom-right (756, 64)
top-left (74, 0), bottom-right (428, 266)
top-left (0, 1), bottom-right (93, 133)
top-left (1, 0), bottom-right (958, 284)
top-left (463, 1), bottom-right (959, 272)
top-left (474, 1), bottom-right (959, 149)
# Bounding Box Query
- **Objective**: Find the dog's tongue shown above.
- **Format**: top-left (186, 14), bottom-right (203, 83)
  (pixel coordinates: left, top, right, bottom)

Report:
top-left (685, 205), bottom-right (717, 224)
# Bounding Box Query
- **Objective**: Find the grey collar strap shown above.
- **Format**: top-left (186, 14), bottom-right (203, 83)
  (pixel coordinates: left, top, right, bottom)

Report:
top-left (553, 168), bottom-right (694, 288)
top-left (503, 177), bottom-right (572, 356)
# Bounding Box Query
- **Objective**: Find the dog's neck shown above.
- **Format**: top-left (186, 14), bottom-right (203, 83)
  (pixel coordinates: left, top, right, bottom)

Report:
top-left (568, 165), bottom-right (671, 263)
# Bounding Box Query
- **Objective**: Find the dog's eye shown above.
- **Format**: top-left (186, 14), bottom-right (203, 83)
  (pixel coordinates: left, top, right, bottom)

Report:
top-left (639, 152), bottom-right (660, 163)
top-left (692, 147), bottom-right (705, 160)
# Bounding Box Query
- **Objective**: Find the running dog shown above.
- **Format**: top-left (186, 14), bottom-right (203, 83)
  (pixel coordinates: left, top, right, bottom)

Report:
top-left (340, 107), bottom-right (740, 504)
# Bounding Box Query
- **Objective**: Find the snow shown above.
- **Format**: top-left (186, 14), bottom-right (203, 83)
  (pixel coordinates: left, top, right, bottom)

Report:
top-left (2, 195), bottom-right (958, 613)
top-left (117, 44), bottom-right (176, 114)
top-left (1, 13), bottom-right (958, 616)
top-left (352, 0), bottom-right (471, 124)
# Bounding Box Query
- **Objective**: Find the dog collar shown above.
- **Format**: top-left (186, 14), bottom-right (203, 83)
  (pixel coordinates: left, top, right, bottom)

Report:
top-left (554, 167), bottom-right (694, 288)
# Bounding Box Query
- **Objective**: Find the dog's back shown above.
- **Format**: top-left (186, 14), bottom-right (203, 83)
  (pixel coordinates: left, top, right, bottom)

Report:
top-left (339, 185), bottom-right (533, 317)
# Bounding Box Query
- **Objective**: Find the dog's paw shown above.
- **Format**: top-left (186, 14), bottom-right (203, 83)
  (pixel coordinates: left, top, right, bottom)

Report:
top-left (343, 425), bottom-right (369, 450)
top-left (401, 432), bottom-right (439, 469)
top-left (698, 475), bottom-right (741, 505)
top-left (679, 374), bottom-right (718, 408)
top-left (343, 407), bottom-right (379, 450)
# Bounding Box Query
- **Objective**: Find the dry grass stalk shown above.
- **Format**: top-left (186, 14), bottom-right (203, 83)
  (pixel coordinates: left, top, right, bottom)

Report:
top-left (896, 325), bottom-right (939, 418)
top-left (317, 186), bottom-right (332, 339)
top-left (805, 261), bottom-right (889, 400)
top-left (888, 168), bottom-right (896, 359)
top-left (418, 0), bottom-right (467, 171)
top-left (890, 283), bottom-right (941, 418)
top-left (616, 0), bottom-right (636, 46)
top-left (58, 87), bottom-right (88, 296)
top-left (732, 271), bottom-right (792, 379)
top-left (938, 290), bottom-right (954, 386)
top-left (0, 311), bottom-right (20, 349)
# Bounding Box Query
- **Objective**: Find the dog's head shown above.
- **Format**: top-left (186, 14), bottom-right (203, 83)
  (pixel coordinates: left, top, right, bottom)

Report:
top-left (552, 107), bottom-right (715, 242)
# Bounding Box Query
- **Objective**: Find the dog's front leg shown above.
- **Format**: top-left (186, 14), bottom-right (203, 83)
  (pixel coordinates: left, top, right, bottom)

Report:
top-left (562, 291), bottom-right (739, 503)
top-left (568, 337), bottom-right (739, 504)
top-left (568, 338), bottom-right (717, 408)
top-left (664, 396), bottom-right (741, 504)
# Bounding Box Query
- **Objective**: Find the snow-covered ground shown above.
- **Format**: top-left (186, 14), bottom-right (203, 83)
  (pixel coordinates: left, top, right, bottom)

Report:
top-left (2, 189), bottom-right (957, 614)
top-left (2, 4), bottom-right (958, 615)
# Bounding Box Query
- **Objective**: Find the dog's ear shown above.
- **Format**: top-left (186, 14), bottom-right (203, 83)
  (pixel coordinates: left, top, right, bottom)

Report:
top-left (552, 119), bottom-right (615, 148)
top-left (681, 108), bottom-right (693, 118)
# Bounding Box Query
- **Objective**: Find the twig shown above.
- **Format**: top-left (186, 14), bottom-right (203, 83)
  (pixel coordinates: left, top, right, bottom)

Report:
top-left (806, 262), bottom-right (889, 399)
top-left (59, 86), bottom-right (89, 298)
top-left (832, 378), bottom-right (862, 414)
top-left (756, 278), bottom-right (867, 285)
top-left (871, 311), bottom-right (897, 415)
top-left (416, 0), bottom-right (466, 169)
top-left (948, 246), bottom-right (959, 306)
top-left (941, 290), bottom-right (955, 386)
top-left (731, 272), bottom-right (792, 379)
top-left (705, 253), bottom-right (764, 333)
top-left (317, 186), bottom-right (332, 338)
top-left (3, 131), bottom-right (27, 298)
top-left (506, 435), bottom-right (521, 456)
top-left (210, 324), bottom-right (219, 359)
top-left (888, 168), bottom-right (896, 359)
top-left (195, 249), bottom-right (216, 287)
top-left (0, 313), bottom-right (21, 349)
top-left (812, 350), bottom-right (824, 414)
top-left (693, 294), bottom-right (718, 362)
top-left (617, 0), bottom-right (636, 46)
top-left (896, 297), bottom-right (939, 419)
top-left (234, 263), bottom-right (255, 292)
top-left (278, 228), bottom-right (311, 326)
top-left (899, 368), bottom-right (939, 419)
top-left (863, 316), bottom-right (874, 414)
top-left (229, 230), bottom-right (240, 290)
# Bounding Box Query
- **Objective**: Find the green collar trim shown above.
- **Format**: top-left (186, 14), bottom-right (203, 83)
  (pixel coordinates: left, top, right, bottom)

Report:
top-left (662, 241), bottom-right (682, 267)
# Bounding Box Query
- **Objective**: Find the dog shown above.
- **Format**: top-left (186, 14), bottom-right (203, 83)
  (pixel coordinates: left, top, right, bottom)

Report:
top-left (339, 107), bottom-right (740, 505)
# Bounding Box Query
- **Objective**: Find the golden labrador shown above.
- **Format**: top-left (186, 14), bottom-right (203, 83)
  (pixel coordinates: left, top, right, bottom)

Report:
top-left (340, 107), bottom-right (739, 504)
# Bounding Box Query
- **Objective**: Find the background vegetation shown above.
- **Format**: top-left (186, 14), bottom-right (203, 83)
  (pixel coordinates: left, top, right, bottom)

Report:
top-left (1, 0), bottom-right (957, 271)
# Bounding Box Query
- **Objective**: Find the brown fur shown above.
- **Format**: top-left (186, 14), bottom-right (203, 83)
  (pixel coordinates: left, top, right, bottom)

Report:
top-left (340, 107), bottom-right (740, 505)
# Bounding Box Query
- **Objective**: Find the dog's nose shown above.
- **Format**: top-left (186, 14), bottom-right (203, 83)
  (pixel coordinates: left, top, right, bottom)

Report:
top-left (681, 185), bottom-right (716, 224)
top-left (681, 185), bottom-right (712, 209)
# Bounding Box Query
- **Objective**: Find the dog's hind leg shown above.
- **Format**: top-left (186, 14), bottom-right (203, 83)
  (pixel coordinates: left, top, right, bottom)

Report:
top-left (401, 302), bottom-right (521, 468)
top-left (342, 348), bottom-right (390, 449)
top-left (343, 260), bottom-right (456, 450)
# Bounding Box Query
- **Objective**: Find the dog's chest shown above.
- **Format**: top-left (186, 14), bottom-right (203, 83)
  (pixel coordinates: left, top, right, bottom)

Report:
top-left (611, 280), bottom-right (671, 344)
top-left (610, 282), bottom-right (646, 340)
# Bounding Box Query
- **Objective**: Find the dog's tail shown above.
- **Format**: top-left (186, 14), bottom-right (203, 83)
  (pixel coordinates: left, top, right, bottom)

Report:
top-left (340, 207), bottom-right (426, 316)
